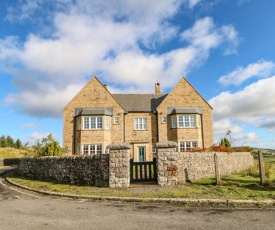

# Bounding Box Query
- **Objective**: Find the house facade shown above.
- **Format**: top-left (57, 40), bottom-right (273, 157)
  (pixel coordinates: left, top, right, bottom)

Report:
top-left (63, 76), bottom-right (214, 162)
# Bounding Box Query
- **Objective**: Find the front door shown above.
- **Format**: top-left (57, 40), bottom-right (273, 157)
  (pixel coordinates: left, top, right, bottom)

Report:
top-left (138, 147), bottom-right (145, 162)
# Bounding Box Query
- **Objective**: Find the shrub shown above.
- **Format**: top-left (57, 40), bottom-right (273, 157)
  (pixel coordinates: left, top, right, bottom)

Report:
top-left (33, 134), bottom-right (63, 157)
top-left (188, 147), bottom-right (207, 152)
top-left (220, 137), bottom-right (231, 148)
top-left (232, 146), bottom-right (253, 153)
top-left (208, 145), bottom-right (232, 152)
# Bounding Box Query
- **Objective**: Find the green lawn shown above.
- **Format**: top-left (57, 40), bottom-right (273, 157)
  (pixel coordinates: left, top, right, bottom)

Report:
top-left (8, 157), bottom-right (275, 201)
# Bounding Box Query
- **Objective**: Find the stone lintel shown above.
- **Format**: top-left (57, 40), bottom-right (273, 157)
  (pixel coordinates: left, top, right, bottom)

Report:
top-left (109, 142), bottom-right (131, 150)
top-left (155, 141), bottom-right (178, 148)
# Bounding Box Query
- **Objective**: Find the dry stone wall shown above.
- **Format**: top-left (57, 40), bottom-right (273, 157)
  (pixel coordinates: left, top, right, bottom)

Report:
top-left (19, 155), bottom-right (109, 187)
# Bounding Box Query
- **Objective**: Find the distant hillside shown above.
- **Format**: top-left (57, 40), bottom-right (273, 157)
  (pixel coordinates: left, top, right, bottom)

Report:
top-left (252, 148), bottom-right (275, 158)
top-left (0, 147), bottom-right (34, 158)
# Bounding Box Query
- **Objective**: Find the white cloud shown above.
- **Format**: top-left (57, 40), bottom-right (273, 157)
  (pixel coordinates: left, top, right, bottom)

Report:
top-left (210, 75), bottom-right (275, 147)
top-left (233, 132), bottom-right (260, 147)
top-left (4, 83), bottom-right (83, 117)
top-left (210, 76), bottom-right (275, 121)
top-left (219, 60), bottom-right (275, 86)
top-left (21, 123), bottom-right (41, 129)
top-left (181, 17), bottom-right (239, 54)
top-left (213, 118), bottom-right (243, 137)
top-left (187, 0), bottom-right (201, 8)
top-left (27, 132), bottom-right (51, 143)
top-left (1, 2), bottom-right (239, 118)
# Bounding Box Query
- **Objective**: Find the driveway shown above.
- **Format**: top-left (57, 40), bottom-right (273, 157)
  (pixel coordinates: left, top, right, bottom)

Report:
top-left (1, 167), bottom-right (275, 230)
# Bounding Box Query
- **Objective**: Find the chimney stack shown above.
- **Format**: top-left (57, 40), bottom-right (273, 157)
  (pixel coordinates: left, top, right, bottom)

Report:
top-left (155, 82), bottom-right (161, 94)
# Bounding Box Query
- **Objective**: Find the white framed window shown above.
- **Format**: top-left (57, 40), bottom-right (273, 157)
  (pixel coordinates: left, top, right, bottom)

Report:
top-left (162, 116), bottom-right (167, 123)
top-left (179, 141), bottom-right (197, 152)
top-left (105, 117), bottom-right (110, 130)
top-left (134, 118), bottom-right (147, 130)
top-left (172, 116), bottom-right (176, 128)
top-left (114, 117), bottom-right (119, 124)
top-left (82, 144), bottom-right (102, 155)
top-left (83, 117), bottom-right (103, 129)
top-left (178, 115), bottom-right (196, 128)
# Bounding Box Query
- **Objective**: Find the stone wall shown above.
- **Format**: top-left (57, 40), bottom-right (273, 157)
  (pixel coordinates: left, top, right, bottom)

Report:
top-left (0, 158), bottom-right (21, 166)
top-left (156, 141), bottom-right (254, 186)
top-left (19, 155), bottom-right (109, 186)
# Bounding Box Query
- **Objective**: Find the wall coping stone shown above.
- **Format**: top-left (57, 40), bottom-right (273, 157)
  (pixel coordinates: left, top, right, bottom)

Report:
top-left (155, 141), bottom-right (178, 148)
top-left (109, 142), bottom-right (131, 150)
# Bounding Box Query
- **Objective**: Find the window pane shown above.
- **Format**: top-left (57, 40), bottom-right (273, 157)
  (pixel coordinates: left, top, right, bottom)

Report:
top-left (190, 116), bottom-right (196, 127)
top-left (84, 118), bottom-right (90, 129)
top-left (143, 118), bottom-right (147, 129)
top-left (172, 117), bottom-right (176, 128)
top-left (96, 144), bottom-right (102, 154)
top-left (89, 145), bottom-right (95, 155)
top-left (184, 116), bottom-right (190, 127)
top-left (186, 142), bottom-right (191, 150)
top-left (90, 117), bottom-right (96, 129)
top-left (97, 117), bottom-right (102, 129)
top-left (179, 142), bottom-right (185, 152)
top-left (178, 116), bottom-right (184, 127)
top-left (105, 117), bottom-right (110, 130)
top-left (83, 145), bottom-right (89, 155)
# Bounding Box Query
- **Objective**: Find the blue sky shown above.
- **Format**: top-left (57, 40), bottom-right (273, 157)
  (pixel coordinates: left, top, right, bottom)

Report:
top-left (0, 0), bottom-right (275, 149)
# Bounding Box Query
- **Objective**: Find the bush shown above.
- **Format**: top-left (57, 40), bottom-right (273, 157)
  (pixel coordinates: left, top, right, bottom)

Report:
top-left (220, 138), bottom-right (231, 148)
top-left (33, 134), bottom-right (63, 157)
top-left (232, 146), bottom-right (253, 153)
top-left (208, 145), bottom-right (232, 152)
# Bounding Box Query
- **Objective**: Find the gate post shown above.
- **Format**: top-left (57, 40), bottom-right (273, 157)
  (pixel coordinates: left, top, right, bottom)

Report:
top-left (109, 142), bottom-right (131, 188)
top-left (155, 141), bottom-right (178, 186)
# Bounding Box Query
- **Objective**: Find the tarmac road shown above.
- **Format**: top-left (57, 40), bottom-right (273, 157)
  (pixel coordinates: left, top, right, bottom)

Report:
top-left (1, 167), bottom-right (275, 230)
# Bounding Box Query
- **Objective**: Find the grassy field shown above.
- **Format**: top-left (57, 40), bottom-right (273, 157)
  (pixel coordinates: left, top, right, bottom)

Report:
top-left (0, 147), bottom-right (34, 158)
top-left (8, 157), bottom-right (275, 201)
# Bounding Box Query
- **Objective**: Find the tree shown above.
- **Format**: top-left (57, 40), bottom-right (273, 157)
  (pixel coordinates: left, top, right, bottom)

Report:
top-left (33, 134), bottom-right (62, 157)
top-left (15, 139), bottom-right (23, 149)
top-left (220, 138), bottom-right (231, 148)
top-left (0, 135), bottom-right (7, 147)
top-left (6, 135), bottom-right (15, 148)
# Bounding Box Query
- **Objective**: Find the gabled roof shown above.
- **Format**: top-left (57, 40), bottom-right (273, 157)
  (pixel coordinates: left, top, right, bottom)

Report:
top-left (113, 94), bottom-right (167, 112)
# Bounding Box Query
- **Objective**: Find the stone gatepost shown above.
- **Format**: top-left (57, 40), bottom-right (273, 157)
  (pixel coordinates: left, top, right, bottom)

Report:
top-left (108, 142), bottom-right (130, 188)
top-left (155, 141), bottom-right (179, 186)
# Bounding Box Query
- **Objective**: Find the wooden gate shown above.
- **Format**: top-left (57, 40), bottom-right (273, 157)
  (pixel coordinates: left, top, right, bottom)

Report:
top-left (130, 158), bottom-right (157, 183)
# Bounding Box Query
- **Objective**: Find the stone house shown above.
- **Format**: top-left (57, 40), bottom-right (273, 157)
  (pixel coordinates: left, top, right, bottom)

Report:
top-left (63, 76), bottom-right (214, 162)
